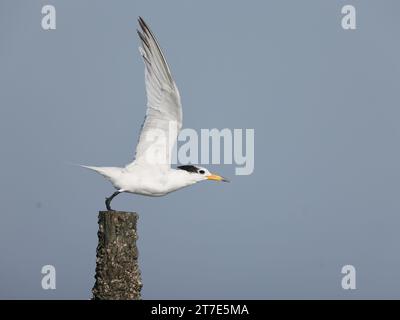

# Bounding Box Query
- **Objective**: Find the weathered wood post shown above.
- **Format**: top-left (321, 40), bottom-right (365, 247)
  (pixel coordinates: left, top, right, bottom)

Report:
top-left (92, 211), bottom-right (142, 300)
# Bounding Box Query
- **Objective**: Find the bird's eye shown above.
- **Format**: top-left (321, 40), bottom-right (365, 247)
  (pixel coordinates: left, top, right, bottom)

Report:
top-left (199, 170), bottom-right (205, 174)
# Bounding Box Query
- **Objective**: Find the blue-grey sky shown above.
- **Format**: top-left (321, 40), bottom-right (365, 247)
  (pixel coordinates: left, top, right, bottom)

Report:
top-left (1, 0), bottom-right (400, 299)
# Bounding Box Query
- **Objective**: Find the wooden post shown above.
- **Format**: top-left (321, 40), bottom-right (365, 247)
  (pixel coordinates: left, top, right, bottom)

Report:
top-left (92, 211), bottom-right (142, 300)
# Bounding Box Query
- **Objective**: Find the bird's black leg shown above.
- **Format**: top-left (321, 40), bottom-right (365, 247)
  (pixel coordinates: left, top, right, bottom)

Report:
top-left (105, 191), bottom-right (121, 211)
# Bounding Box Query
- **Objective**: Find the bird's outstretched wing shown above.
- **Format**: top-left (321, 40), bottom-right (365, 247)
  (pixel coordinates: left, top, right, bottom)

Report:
top-left (128, 17), bottom-right (182, 169)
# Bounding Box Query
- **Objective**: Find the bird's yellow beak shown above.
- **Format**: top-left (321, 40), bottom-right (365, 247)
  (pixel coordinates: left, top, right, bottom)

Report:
top-left (207, 174), bottom-right (230, 182)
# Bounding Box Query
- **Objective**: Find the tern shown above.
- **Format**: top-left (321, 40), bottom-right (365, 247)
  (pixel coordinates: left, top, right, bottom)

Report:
top-left (82, 17), bottom-right (228, 211)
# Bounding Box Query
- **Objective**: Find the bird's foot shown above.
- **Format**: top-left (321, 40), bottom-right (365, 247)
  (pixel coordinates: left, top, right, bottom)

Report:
top-left (105, 191), bottom-right (121, 211)
top-left (105, 197), bottom-right (114, 211)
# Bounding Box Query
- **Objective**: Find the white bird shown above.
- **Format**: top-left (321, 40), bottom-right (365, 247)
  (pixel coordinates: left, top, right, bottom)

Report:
top-left (82, 17), bottom-right (228, 211)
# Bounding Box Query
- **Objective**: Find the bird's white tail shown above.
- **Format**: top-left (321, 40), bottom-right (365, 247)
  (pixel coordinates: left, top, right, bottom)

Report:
top-left (79, 165), bottom-right (122, 182)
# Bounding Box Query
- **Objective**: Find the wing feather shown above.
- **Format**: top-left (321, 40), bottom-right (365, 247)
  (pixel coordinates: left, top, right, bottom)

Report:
top-left (128, 17), bottom-right (182, 169)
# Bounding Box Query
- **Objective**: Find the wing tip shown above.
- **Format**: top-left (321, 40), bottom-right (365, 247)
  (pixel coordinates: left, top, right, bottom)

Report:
top-left (136, 16), bottom-right (174, 83)
top-left (138, 16), bottom-right (148, 34)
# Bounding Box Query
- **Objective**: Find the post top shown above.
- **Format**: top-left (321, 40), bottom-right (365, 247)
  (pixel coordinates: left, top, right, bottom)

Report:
top-left (99, 210), bottom-right (138, 217)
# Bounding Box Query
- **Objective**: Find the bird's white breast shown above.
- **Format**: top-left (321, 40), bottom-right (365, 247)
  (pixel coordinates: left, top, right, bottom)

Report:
top-left (113, 165), bottom-right (195, 196)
